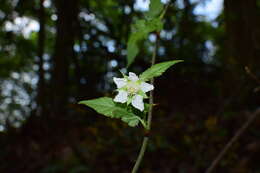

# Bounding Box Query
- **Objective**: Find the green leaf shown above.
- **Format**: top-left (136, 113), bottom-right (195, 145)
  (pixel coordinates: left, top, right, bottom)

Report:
top-left (146, 0), bottom-right (164, 18)
top-left (127, 18), bottom-right (163, 67)
top-left (127, 32), bottom-right (144, 67)
top-left (121, 116), bottom-right (140, 127)
top-left (140, 60), bottom-right (184, 81)
top-left (134, 18), bottom-right (163, 33)
top-left (79, 97), bottom-right (146, 128)
top-left (79, 97), bottom-right (121, 118)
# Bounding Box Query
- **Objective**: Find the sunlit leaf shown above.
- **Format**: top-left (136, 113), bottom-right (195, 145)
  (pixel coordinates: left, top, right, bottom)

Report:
top-left (79, 97), bottom-right (121, 118)
top-left (79, 97), bottom-right (143, 127)
top-left (146, 0), bottom-right (164, 18)
top-left (140, 60), bottom-right (183, 81)
top-left (127, 18), bottom-right (163, 66)
top-left (121, 116), bottom-right (140, 127)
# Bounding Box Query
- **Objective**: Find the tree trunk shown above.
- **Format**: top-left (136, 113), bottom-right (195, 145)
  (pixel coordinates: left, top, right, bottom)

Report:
top-left (51, 0), bottom-right (79, 117)
top-left (36, 0), bottom-right (47, 117)
top-left (224, 0), bottom-right (260, 70)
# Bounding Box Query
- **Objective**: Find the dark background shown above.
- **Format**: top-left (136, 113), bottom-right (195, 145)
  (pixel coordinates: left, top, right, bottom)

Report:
top-left (0, 0), bottom-right (260, 172)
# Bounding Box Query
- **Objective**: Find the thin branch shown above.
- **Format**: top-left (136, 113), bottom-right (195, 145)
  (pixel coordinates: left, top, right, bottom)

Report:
top-left (131, 137), bottom-right (149, 173)
top-left (245, 66), bottom-right (260, 84)
top-left (147, 34), bottom-right (159, 130)
top-left (206, 108), bottom-right (260, 173)
top-left (245, 66), bottom-right (260, 93)
top-left (131, 33), bottom-right (159, 173)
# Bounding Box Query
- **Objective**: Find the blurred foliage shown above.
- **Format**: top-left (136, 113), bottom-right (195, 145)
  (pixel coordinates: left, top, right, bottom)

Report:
top-left (0, 0), bottom-right (259, 172)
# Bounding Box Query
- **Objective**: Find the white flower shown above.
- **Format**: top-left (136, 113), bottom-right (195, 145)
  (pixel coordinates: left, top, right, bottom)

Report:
top-left (113, 72), bottom-right (154, 111)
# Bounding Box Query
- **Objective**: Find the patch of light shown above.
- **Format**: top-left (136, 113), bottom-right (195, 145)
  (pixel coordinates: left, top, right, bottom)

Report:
top-left (4, 17), bottom-right (40, 38)
top-left (134, 0), bottom-right (169, 11)
top-left (134, 0), bottom-right (149, 11)
top-left (149, 34), bottom-right (157, 42)
top-left (43, 54), bottom-right (50, 61)
top-left (109, 60), bottom-right (118, 68)
top-left (33, 64), bottom-right (39, 71)
top-left (161, 0), bottom-right (170, 3)
top-left (160, 30), bottom-right (174, 40)
top-left (0, 10), bottom-right (5, 19)
top-left (175, 0), bottom-right (223, 21)
top-left (51, 14), bottom-right (57, 21)
top-left (79, 12), bottom-right (95, 22)
top-left (43, 0), bottom-right (51, 8)
top-left (120, 68), bottom-right (127, 74)
top-left (175, 0), bottom-right (185, 9)
top-left (43, 62), bottom-right (50, 70)
top-left (192, 0), bottom-right (223, 21)
top-left (158, 46), bottom-right (165, 56)
top-left (84, 34), bottom-right (90, 40)
top-left (0, 125), bottom-right (4, 132)
top-left (81, 42), bottom-right (88, 51)
top-left (107, 40), bottom-right (116, 53)
top-left (12, 0), bottom-right (19, 7)
top-left (82, 11), bottom-right (108, 32)
top-left (0, 72), bottom-right (36, 129)
top-left (11, 72), bottom-right (20, 79)
top-left (73, 44), bottom-right (80, 52)
top-left (202, 40), bottom-right (216, 63)
top-left (124, 6), bottom-right (132, 14)
top-left (44, 73), bottom-right (51, 80)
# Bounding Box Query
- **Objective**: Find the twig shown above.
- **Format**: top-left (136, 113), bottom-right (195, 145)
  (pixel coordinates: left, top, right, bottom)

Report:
top-left (147, 34), bottom-right (158, 131)
top-left (245, 66), bottom-right (260, 92)
top-left (206, 108), bottom-right (260, 173)
top-left (245, 66), bottom-right (260, 84)
top-left (131, 137), bottom-right (149, 173)
top-left (131, 33), bottom-right (159, 173)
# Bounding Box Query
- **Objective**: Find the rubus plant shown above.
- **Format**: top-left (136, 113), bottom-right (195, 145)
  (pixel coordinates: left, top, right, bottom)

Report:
top-left (79, 0), bottom-right (183, 172)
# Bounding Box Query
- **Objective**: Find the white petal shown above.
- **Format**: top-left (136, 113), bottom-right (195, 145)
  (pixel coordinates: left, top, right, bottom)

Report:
top-left (114, 90), bottom-right (128, 103)
top-left (140, 82), bottom-right (154, 93)
top-left (131, 95), bottom-right (144, 111)
top-left (128, 72), bottom-right (139, 82)
top-left (113, 77), bottom-right (127, 88)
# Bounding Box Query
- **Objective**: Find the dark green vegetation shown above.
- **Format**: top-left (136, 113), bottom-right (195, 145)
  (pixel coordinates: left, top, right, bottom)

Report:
top-left (0, 0), bottom-right (259, 172)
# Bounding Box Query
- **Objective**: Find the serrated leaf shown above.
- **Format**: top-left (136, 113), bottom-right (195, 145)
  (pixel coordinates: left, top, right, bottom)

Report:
top-left (79, 97), bottom-right (144, 128)
top-left (79, 97), bottom-right (120, 118)
top-left (127, 32), bottom-right (144, 67)
top-left (112, 107), bottom-right (137, 118)
top-left (146, 0), bottom-right (164, 18)
top-left (139, 60), bottom-right (184, 81)
top-left (127, 18), bottom-right (163, 67)
top-left (121, 116), bottom-right (140, 127)
top-left (133, 18), bottom-right (163, 33)
top-left (79, 97), bottom-right (135, 119)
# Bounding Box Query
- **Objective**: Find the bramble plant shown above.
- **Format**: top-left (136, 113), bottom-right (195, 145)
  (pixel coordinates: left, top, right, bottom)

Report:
top-left (79, 0), bottom-right (183, 172)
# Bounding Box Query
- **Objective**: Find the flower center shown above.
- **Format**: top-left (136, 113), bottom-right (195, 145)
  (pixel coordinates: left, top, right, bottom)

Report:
top-left (127, 81), bottom-right (140, 94)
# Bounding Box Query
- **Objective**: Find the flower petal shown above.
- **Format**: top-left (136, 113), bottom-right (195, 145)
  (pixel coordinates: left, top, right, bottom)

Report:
top-left (140, 82), bottom-right (154, 93)
top-left (128, 72), bottom-right (139, 82)
top-left (114, 90), bottom-right (128, 103)
top-left (113, 77), bottom-right (127, 88)
top-left (131, 95), bottom-right (144, 111)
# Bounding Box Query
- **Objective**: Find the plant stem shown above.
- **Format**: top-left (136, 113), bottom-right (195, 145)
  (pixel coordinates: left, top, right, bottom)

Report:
top-left (131, 137), bottom-right (149, 173)
top-left (131, 35), bottom-right (159, 173)
top-left (206, 108), bottom-right (260, 173)
top-left (147, 35), bottom-right (158, 130)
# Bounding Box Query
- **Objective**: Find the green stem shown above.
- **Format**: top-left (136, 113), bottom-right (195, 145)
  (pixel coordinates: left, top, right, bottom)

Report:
top-left (147, 37), bottom-right (158, 130)
top-left (131, 34), bottom-right (159, 173)
top-left (131, 137), bottom-right (149, 173)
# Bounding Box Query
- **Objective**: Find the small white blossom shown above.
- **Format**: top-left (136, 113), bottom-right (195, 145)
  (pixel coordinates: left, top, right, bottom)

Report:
top-left (113, 78), bottom-right (127, 88)
top-left (114, 90), bottom-right (128, 103)
top-left (113, 72), bottom-right (154, 111)
top-left (132, 95), bottom-right (144, 111)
